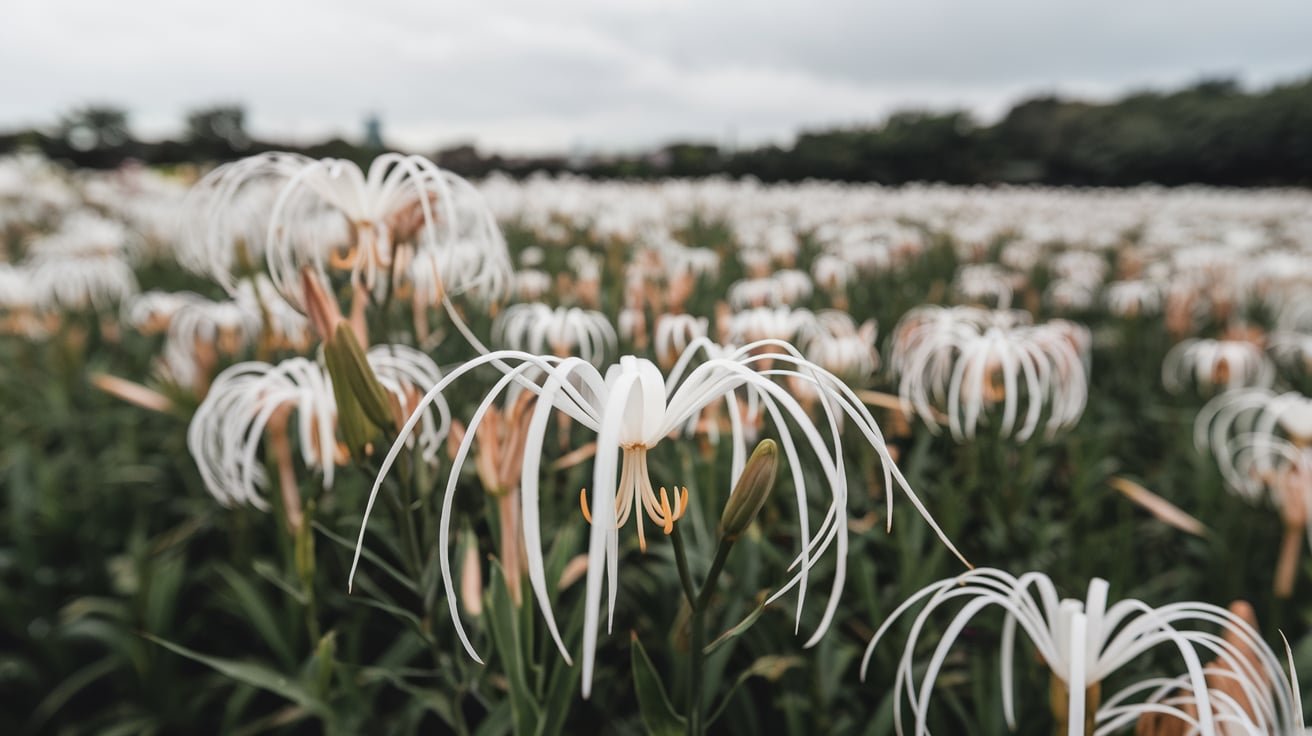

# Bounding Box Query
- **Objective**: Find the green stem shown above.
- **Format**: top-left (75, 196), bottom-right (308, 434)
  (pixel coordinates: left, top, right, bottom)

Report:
top-left (687, 538), bottom-right (734, 736)
top-left (669, 525), bottom-right (697, 606)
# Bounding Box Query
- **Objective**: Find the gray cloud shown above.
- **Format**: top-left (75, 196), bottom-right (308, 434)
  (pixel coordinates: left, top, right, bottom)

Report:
top-left (2, 0), bottom-right (1309, 153)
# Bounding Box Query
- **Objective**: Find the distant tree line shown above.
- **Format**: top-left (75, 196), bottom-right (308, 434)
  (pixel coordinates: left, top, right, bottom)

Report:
top-left (3, 76), bottom-right (1311, 186)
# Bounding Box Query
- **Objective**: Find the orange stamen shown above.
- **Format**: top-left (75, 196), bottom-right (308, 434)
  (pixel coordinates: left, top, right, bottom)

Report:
top-left (579, 488), bottom-right (592, 524)
top-left (659, 487), bottom-right (674, 534)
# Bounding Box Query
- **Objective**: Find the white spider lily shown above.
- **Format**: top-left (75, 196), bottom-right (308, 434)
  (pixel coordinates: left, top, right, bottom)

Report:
top-left (798, 311), bottom-right (880, 385)
top-left (727, 270), bottom-right (813, 309)
top-left (188, 357), bottom-right (340, 510)
top-left (725, 306), bottom-right (817, 346)
top-left (178, 153), bottom-right (314, 291)
top-left (188, 347), bottom-right (448, 510)
top-left (263, 154), bottom-right (511, 307)
top-left (652, 313), bottom-right (709, 370)
top-left (493, 303), bottom-right (616, 367)
top-left (29, 253), bottom-right (139, 313)
top-left (123, 290), bottom-right (201, 334)
top-left (1099, 602), bottom-right (1303, 736)
top-left (893, 311), bottom-right (1089, 442)
top-left (513, 268), bottom-right (552, 301)
top-left (953, 263), bottom-right (1018, 309)
top-left (1046, 279), bottom-right (1099, 312)
top-left (184, 152), bottom-right (511, 314)
top-left (1195, 389), bottom-right (1312, 497)
top-left (1163, 340), bottom-right (1275, 396)
top-left (1195, 388), bottom-right (1312, 595)
top-left (158, 295), bottom-right (260, 390)
top-left (859, 568), bottom-right (1300, 736)
top-left (351, 340), bottom-right (963, 698)
top-left (1105, 280), bottom-right (1163, 318)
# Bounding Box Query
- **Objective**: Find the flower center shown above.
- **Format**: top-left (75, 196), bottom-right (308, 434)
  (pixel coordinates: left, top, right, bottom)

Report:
top-left (579, 445), bottom-right (689, 552)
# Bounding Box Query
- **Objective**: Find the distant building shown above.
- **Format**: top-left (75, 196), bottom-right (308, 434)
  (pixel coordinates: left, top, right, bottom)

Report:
top-left (363, 115), bottom-right (384, 149)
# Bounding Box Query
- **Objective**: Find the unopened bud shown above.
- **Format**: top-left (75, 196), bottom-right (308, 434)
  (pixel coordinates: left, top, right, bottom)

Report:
top-left (719, 439), bottom-right (779, 540)
top-left (301, 267), bottom-right (343, 344)
top-left (329, 322), bottom-right (393, 431)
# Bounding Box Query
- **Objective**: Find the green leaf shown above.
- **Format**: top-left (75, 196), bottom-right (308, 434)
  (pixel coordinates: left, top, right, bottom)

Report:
top-left (252, 559), bottom-right (309, 605)
top-left (214, 564), bottom-right (297, 668)
top-left (25, 655), bottom-right (120, 733)
top-left (706, 656), bottom-right (803, 728)
top-left (703, 596), bottom-right (768, 656)
top-left (143, 633), bottom-right (330, 718)
top-left (630, 633), bottom-right (685, 736)
top-left (486, 563), bottom-right (541, 736)
top-left (357, 666), bottom-right (458, 726)
top-left (314, 521), bottom-right (418, 594)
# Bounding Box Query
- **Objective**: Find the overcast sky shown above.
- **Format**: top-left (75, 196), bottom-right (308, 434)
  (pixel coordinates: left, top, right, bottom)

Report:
top-left (2, 0), bottom-right (1309, 154)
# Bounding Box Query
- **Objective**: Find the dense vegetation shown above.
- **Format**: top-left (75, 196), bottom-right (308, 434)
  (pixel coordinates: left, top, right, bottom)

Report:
top-left (4, 75), bottom-right (1312, 186)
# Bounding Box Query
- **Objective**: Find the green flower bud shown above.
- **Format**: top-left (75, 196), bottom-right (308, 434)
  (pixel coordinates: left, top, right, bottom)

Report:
top-left (328, 321), bottom-right (394, 431)
top-left (719, 439), bottom-right (779, 540)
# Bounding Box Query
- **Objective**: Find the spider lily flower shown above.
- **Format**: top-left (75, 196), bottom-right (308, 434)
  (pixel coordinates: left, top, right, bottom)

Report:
top-left (1105, 280), bottom-right (1164, 318)
top-left (513, 268), bottom-right (552, 301)
top-left (27, 213), bottom-right (139, 315)
top-left (725, 306), bottom-right (818, 346)
top-left (184, 151), bottom-right (512, 326)
top-left (158, 295), bottom-right (261, 392)
top-left (892, 310), bottom-right (1089, 442)
top-left (123, 290), bottom-right (201, 335)
top-left (188, 347), bottom-right (448, 526)
top-left (1108, 602), bottom-right (1305, 736)
top-left (1163, 339), bottom-right (1275, 396)
top-left (1195, 388), bottom-right (1312, 596)
top-left (1046, 279), bottom-right (1099, 313)
top-left (952, 263), bottom-right (1019, 309)
top-left (652, 313), bottom-right (709, 371)
top-left (859, 568), bottom-right (1300, 736)
top-left (351, 341), bottom-right (964, 698)
top-left (493, 303), bottom-right (616, 367)
top-left (178, 152), bottom-right (313, 291)
top-left (797, 311), bottom-right (880, 387)
top-left (727, 269), bottom-right (813, 310)
top-left (29, 252), bottom-right (139, 315)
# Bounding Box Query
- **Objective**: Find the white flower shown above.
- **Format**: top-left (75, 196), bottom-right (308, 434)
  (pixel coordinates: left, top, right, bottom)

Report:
top-left (652, 313), bottom-right (709, 369)
top-left (860, 568), bottom-right (1302, 736)
top-left (798, 311), bottom-right (879, 384)
top-left (351, 341), bottom-right (963, 698)
top-left (494, 303), bottom-right (616, 367)
top-left (183, 152), bottom-right (512, 313)
top-left (29, 253), bottom-right (139, 313)
top-left (953, 263), bottom-right (1018, 309)
top-left (725, 306), bottom-right (817, 346)
top-left (513, 268), bottom-right (552, 301)
top-left (891, 307), bottom-right (1088, 442)
top-left (1105, 279), bottom-right (1163, 318)
top-left (1163, 340), bottom-right (1275, 396)
top-left (188, 347), bottom-right (449, 509)
top-left (188, 357), bottom-right (339, 509)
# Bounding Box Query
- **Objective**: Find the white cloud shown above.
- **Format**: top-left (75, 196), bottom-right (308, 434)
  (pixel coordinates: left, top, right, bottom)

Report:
top-left (1, 0), bottom-right (1308, 153)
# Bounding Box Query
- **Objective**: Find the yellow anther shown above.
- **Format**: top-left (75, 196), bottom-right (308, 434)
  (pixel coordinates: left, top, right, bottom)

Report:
top-left (659, 487), bottom-right (674, 535)
top-left (579, 488), bottom-right (592, 524)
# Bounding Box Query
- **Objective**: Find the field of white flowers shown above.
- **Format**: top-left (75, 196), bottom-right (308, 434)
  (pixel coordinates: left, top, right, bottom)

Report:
top-left (2, 151), bottom-right (1311, 735)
